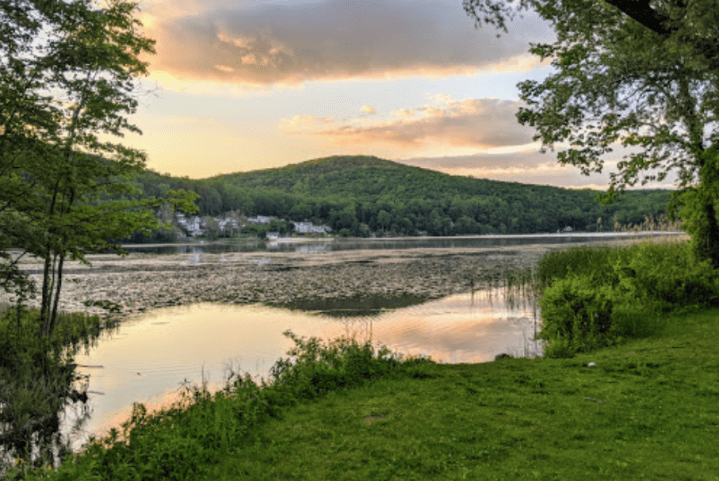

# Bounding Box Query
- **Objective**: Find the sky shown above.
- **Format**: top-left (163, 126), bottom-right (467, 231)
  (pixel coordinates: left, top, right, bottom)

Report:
top-left (124, 0), bottom-right (667, 189)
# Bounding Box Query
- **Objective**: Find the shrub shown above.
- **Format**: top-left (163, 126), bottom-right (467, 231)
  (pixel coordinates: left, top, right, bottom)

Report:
top-left (613, 242), bottom-right (719, 310)
top-left (539, 276), bottom-right (615, 357)
top-left (536, 240), bottom-right (719, 357)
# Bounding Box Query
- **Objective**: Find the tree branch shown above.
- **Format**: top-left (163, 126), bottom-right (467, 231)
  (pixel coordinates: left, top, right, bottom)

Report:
top-left (602, 0), bottom-right (674, 37)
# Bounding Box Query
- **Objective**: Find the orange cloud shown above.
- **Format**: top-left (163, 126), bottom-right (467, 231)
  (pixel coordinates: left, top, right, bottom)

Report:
top-left (282, 96), bottom-right (536, 149)
top-left (391, 108), bottom-right (415, 118)
top-left (142, 0), bottom-right (553, 88)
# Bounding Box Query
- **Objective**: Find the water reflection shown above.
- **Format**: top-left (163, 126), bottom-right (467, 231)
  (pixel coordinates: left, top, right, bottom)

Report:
top-left (123, 232), bottom-right (681, 255)
top-left (272, 293), bottom-right (429, 318)
top-left (62, 291), bottom-right (538, 449)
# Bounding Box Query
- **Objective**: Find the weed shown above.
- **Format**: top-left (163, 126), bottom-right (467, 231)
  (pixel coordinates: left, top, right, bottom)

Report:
top-left (0, 307), bottom-right (108, 474)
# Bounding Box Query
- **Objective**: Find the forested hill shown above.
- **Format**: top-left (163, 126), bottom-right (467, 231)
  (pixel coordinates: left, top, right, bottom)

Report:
top-left (134, 155), bottom-right (675, 236)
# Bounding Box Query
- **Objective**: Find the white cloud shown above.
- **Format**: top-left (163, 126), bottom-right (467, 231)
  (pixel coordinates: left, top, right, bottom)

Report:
top-left (398, 151), bottom-right (679, 189)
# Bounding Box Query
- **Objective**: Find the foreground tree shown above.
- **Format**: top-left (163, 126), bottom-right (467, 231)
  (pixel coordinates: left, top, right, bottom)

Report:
top-left (463, 0), bottom-right (719, 264)
top-left (0, 0), bottom-right (196, 337)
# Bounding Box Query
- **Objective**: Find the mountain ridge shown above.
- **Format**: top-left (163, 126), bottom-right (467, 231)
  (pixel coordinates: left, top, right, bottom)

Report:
top-left (134, 155), bottom-right (675, 238)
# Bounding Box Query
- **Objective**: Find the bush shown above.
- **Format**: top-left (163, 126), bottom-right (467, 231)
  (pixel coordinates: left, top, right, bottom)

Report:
top-left (536, 240), bottom-right (719, 357)
top-left (613, 242), bottom-right (719, 311)
top-left (539, 276), bottom-right (615, 357)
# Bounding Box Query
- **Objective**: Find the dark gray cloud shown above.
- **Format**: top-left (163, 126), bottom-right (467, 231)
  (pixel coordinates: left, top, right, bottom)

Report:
top-left (148, 0), bottom-right (552, 86)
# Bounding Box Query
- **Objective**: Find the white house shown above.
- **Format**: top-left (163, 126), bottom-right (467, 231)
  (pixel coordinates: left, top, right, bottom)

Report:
top-left (217, 217), bottom-right (240, 233)
top-left (176, 213), bottom-right (204, 237)
top-left (246, 215), bottom-right (274, 224)
top-left (292, 221), bottom-right (332, 235)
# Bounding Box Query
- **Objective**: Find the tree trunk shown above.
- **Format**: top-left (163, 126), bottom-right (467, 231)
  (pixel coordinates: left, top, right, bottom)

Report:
top-left (48, 254), bottom-right (65, 337)
top-left (692, 148), bottom-right (719, 268)
top-left (39, 250), bottom-right (54, 336)
top-left (692, 191), bottom-right (719, 268)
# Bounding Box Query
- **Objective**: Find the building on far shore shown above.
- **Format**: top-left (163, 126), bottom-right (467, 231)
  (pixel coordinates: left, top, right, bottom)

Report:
top-left (176, 213), bottom-right (203, 237)
top-left (217, 218), bottom-right (240, 233)
top-left (292, 221), bottom-right (332, 235)
top-left (246, 216), bottom-right (274, 224)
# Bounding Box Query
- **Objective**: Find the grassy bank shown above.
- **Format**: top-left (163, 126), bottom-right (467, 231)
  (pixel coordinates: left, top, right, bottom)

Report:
top-left (202, 308), bottom-right (719, 480)
top-left (14, 240), bottom-right (719, 480)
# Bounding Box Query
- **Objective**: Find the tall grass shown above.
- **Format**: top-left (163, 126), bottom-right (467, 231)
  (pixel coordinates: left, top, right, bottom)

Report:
top-left (535, 240), bottom-right (719, 357)
top-left (15, 332), bottom-right (435, 481)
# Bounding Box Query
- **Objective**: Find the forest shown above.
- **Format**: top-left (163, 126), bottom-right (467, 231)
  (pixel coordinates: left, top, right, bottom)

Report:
top-left (129, 155), bottom-right (675, 240)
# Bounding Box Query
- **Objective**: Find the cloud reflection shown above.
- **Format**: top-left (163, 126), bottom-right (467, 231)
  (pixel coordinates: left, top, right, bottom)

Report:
top-left (68, 294), bottom-right (536, 447)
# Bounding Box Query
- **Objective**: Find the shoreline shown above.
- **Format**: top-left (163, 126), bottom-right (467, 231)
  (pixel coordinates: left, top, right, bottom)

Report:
top-left (2, 236), bottom-right (684, 318)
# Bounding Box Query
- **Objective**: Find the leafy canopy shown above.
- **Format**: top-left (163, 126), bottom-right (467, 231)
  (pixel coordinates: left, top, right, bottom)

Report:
top-left (0, 0), bottom-right (196, 335)
top-left (464, 0), bottom-right (719, 262)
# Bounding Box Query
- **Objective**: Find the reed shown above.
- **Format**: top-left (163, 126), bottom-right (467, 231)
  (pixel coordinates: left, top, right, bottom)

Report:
top-left (535, 239), bottom-right (719, 357)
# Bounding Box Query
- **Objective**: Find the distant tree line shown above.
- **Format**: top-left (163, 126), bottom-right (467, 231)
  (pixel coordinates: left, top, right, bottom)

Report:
top-left (129, 156), bottom-right (676, 239)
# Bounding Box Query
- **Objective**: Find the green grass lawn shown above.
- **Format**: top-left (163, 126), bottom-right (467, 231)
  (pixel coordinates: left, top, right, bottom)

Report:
top-left (201, 309), bottom-right (719, 481)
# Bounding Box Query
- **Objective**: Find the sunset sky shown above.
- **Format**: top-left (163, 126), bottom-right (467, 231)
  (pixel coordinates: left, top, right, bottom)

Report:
top-left (125, 0), bottom-right (670, 189)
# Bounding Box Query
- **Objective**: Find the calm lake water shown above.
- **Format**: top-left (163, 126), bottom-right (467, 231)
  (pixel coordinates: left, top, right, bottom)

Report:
top-left (123, 231), bottom-right (682, 255)
top-left (60, 232), bottom-right (682, 450)
top-left (63, 289), bottom-right (538, 449)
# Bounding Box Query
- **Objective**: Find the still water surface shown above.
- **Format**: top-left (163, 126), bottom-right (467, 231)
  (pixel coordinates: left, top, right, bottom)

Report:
top-left (123, 231), bottom-right (681, 255)
top-left (65, 290), bottom-right (537, 449)
top-left (63, 233), bottom-right (681, 449)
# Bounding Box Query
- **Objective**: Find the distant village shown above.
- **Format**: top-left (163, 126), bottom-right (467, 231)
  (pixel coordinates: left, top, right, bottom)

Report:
top-left (174, 212), bottom-right (332, 240)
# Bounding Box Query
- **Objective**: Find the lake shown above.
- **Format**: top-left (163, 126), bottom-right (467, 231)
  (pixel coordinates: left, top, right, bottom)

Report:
top-left (63, 289), bottom-right (538, 450)
top-left (122, 231), bottom-right (682, 255)
top-left (44, 233), bottom-right (681, 450)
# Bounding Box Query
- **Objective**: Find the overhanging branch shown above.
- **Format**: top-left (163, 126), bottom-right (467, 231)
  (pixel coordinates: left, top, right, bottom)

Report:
top-left (603, 0), bottom-right (674, 37)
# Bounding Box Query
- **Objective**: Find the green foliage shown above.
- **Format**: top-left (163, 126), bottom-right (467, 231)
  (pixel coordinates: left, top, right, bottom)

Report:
top-left (539, 277), bottom-right (615, 357)
top-left (535, 245), bottom-right (622, 291)
top-left (268, 332), bottom-right (431, 402)
top-left (133, 156), bottom-right (673, 239)
top-left (537, 241), bottom-right (719, 357)
top-left (464, 0), bottom-right (719, 263)
top-left (0, 0), bottom-right (198, 337)
top-left (0, 308), bottom-right (105, 471)
top-left (19, 333), bottom-right (434, 480)
top-left (614, 242), bottom-right (719, 311)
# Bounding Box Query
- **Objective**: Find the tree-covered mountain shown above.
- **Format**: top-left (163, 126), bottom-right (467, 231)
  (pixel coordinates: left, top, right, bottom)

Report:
top-left (132, 155), bottom-right (676, 237)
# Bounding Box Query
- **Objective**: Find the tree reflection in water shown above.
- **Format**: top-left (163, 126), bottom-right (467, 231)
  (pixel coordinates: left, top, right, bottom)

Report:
top-left (0, 313), bottom-right (115, 475)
